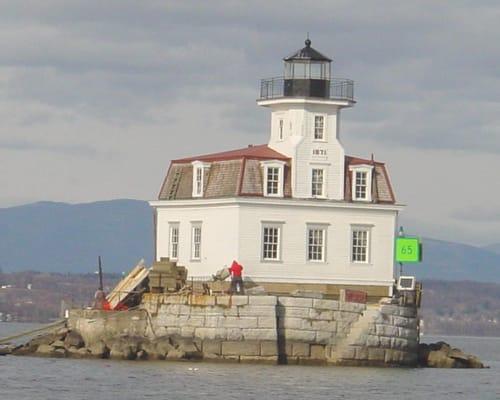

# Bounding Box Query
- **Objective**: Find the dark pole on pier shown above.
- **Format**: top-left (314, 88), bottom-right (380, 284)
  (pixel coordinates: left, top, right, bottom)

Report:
top-left (98, 256), bottom-right (103, 291)
top-left (398, 226), bottom-right (404, 277)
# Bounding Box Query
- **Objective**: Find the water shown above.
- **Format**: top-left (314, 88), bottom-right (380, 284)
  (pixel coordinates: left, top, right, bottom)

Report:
top-left (1, 323), bottom-right (499, 400)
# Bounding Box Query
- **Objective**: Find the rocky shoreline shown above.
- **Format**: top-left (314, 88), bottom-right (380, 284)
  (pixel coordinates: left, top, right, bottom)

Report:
top-left (0, 327), bottom-right (488, 368)
top-left (6, 328), bottom-right (205, 361)
top-left (417, 341), bottom-right (487, 368)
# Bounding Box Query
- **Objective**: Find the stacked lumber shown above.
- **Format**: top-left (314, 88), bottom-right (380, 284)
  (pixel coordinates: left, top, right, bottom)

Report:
top-left (107, 259), bottom-right (150, 309)
top-left (149, 258), bottom-right (187, 293)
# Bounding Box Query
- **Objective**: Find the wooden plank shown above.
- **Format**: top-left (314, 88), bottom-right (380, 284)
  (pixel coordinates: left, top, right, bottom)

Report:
top-left (255, 282), bottom-right (390, 301)
top-left (107, 267), bottom-right (149, 309)
top-left (106, 265), bottom-right (141, 304)
top-left (106, 259), bottom-right (149, 308)
top-left (107, 262), bottom-right (143, 300)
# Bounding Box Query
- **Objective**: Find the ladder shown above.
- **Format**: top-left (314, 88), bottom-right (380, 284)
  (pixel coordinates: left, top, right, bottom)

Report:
top-left (168, 170), bottom-right (182, 199)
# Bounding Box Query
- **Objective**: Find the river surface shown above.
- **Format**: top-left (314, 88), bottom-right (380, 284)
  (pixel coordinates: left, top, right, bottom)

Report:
top-left (0, 323), bottom-right (499, 400)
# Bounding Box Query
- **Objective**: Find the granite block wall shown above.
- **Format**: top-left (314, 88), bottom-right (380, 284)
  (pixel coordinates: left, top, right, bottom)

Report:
top-left (69, 293), bottom-right (419, 366)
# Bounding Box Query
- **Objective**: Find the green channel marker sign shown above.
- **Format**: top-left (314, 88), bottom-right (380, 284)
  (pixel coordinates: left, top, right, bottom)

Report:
top-left (396, 237), bottom-right (422, 263)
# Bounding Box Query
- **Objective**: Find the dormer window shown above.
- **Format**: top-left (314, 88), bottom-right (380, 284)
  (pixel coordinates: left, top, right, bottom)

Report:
top-left (314, 115), bottom-right (325, 140)
top-left (195, 167), bottom-right (203, 194)
top-left (349, 165), bottom-right (373, 202)
top-left (355, 171), bottom-right (367, 199)
top-left (261, 160), bottom-right (285, 197)
top-left (267, 167), bottom-right (279, 194)
top-left (191, 161), bottom-right (210, 197)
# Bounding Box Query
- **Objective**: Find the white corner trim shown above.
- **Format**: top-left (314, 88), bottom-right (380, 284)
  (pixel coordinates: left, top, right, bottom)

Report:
top-left (257, 98), bottom-right (354, 108)
top-left (348, 164), bottom-right (374, 171)
top-left (149, 197), bottom-right (405, 212)
top-left (260, 159), bottom-right (286, 167)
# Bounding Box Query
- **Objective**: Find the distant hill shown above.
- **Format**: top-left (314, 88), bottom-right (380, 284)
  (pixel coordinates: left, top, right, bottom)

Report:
top-left (0, 200), bottom-right (153, 273)
top-left (1, 199), bottom-right (500, 282)
top-left (403, 238), bottom-right (500, 283)
top-left (421, 280), bottom-right (500, 336)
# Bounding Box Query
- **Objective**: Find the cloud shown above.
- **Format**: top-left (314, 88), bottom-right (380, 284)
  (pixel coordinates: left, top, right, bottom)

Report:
top-left (451, 207), bottom-right (500, 223)
top-left (0, 139), bottom-right (98, 157)
top-left (0, 1), bottom-right (496, 151)
top-left (0, 0), bottom-right (499, 245)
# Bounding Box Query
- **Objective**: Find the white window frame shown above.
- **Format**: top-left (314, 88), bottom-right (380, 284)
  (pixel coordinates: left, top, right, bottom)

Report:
top-left (349, 165), bottom-right (373, 202)
top-left (191, 222), bottom-right (202, 261)
top-left (261, 160), bottom-right (285, 197)
top-left (261, 222), bottom-right (283, 262)
top-left (313, 114), bottom-right (327, 141)
top-left (168, 223), bottom-right (179, 260)
top-left (311, 167), bottom-right (326, 198)
top-left (278, 118), bottom-right (284, 141)
top-left (191, 161), bottom-right (210, 198)
top-left (351, 225), bottom-right (372, 264)
top-left (307, 224), bottom-right (328, 263)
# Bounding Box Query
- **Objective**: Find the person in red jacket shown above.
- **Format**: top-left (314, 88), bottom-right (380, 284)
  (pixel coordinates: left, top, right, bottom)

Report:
top-left (229, 260), bottom-right (244, 294)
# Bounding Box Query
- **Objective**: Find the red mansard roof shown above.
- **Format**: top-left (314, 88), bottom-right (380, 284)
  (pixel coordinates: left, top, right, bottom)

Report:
top-left (344, 156), bottom-right (396, 204)
top-left (345, 155), bottom-right (385, 166)
top-left (159, 145), bottom-right (292, 200)
top-left (159, 145), bottom-right (396, 204)
top-left (173, 144), bottom-right (290, 163)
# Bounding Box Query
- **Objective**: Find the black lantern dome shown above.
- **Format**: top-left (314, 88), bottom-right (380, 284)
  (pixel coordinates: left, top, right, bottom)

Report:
top-left (258, 39), bottom-right (354, 102)
top-left (283, 39), bottom-right (332, 98)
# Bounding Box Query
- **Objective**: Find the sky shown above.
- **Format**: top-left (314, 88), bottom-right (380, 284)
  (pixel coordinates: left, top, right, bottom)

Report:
top-left (0, 1), bottom-right (499, 246)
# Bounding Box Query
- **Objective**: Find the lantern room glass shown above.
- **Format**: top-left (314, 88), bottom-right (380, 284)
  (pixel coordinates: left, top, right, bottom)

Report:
top-left (284, 60), bottom-right (331, 80)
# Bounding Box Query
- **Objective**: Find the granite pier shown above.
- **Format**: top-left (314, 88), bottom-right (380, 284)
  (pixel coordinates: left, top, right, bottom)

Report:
top-left (68, 293), bottom-right (419, 366)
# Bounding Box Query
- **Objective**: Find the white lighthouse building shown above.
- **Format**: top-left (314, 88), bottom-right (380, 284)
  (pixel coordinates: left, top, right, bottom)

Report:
top-left (150, 39), bottom-right (402, 297)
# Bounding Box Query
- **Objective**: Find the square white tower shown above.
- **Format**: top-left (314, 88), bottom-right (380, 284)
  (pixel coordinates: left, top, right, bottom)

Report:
top-left (257, 39), bottom-right (355, 200)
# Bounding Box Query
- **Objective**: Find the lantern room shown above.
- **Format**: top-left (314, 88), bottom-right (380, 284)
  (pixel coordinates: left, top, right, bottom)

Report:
top-left (258, 38), bottom-right (354, 103)
top-left (283, 38), bottom-right (332, 98)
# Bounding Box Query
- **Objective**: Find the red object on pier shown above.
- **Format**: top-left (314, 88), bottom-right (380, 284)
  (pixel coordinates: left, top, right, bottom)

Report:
top-left (345, 289), bottom-right (367, 304)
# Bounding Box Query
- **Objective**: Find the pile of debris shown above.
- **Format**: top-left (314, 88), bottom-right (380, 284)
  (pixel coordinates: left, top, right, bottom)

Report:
top-left (99, 258), bottom-right (188, 310)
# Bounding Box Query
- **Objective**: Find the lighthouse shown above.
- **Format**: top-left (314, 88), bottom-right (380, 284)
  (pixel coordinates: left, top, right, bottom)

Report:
top-left (150, 39), bottom-right (401, 298)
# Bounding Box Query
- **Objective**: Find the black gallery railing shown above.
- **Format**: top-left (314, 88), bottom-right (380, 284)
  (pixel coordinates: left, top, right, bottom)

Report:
top-left (259, 77), bottom-right (354, 101)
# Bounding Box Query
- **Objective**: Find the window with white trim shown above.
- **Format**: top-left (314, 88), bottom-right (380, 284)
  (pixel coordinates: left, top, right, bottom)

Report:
top-left (279, 119), bottom-right (284, 141)
top-left (261, 161), bottom-right (285, 197)
top-left (191, 223), bottom-right (202, 260)
top-left (262, 225), bottom-right (281, 261)
top-left (191, 161), bottom-right (210, 197)
top-left (314, 115), bottom-right (325, 140)
top-left (355, 171), bottom-right (367, 200)
top-left (169, 223), bottom-right (179, 260)
top-left (195, 167), bottom-right (203, 195)
top-left (352, 228), bottom-right (370, 263)
top-left (307, 226), bottom-right (326, 262)
top-left (267, 167), bottom-right (279, 195)
top-left (311, 168), bottom-right (325, 197)
top-left (349, 165), bottom-right (373, 202)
